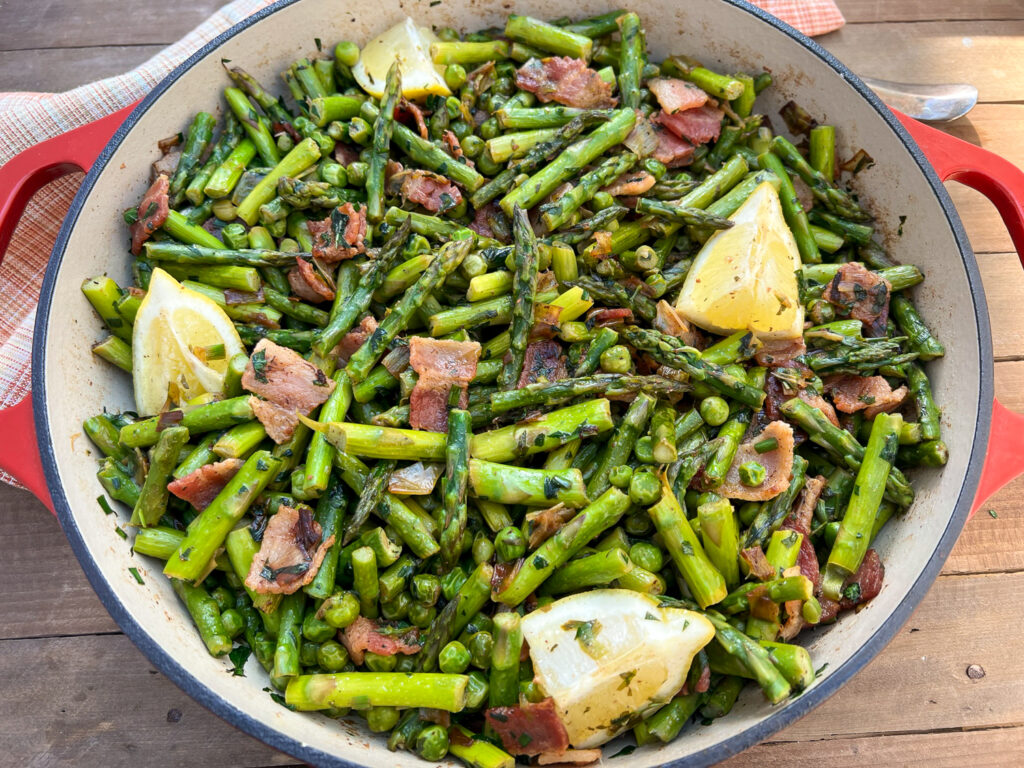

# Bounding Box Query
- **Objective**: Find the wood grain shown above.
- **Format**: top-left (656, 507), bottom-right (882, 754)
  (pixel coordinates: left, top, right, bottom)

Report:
top-left (817, 21), bottom-right (1024, 103)
top-left (0, 46), bottom-right (168, 93)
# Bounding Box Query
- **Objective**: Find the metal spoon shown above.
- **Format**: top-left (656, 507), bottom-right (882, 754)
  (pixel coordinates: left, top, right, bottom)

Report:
top-left (859, 76), bottom-right (978, 122)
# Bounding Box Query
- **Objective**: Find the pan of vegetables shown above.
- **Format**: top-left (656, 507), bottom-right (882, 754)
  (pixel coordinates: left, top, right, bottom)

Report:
top-left (1, 0), bottom-right (1024, 766)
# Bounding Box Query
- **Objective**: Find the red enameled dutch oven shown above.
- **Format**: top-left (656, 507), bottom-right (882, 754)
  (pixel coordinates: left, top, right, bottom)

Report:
top-left (1, 1), bottom-right (1024, 765)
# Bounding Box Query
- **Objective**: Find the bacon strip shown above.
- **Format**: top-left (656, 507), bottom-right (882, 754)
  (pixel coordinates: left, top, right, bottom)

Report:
top-left (648, 77), bottom-right (709, 114)
top-left (287, 257), bottom-right (335, 303)
top-left (652, 105), bottom-right (724, 145)
top-left (716, 421), bottom-right (796, 501)
top-left (242, 339), bottom-right (335, 442)
top-left (602, 169), bottom-right (656, 197)
top-left (307, 202), bottom-right (367, 263)
top-left (485, 698), bottom-right (570, 756)
top-left (340, 616), bottom-right (422, 665)
top-left (332, 315), bottom-right (378, 364)
top-left (515, 57), bottom-right (617, 109)
top-left (408, 337), bottom-right (481, 432)
top-left (167, 458), bottom-right (243, 510)
top-left (824, 374), bottom-right (908, 419)
top-left (130, 175), bottom-right (170, 255)
top-left (818, 549), bottom-right (886, 622)
top-left (518, 340), bottom-right (567, 388)
top-left (390, 169), bottom-right (463, 212)
top-left (244, 505), bottom-right (335, 594)
top-left (825, 262), bottom-right (891, 337)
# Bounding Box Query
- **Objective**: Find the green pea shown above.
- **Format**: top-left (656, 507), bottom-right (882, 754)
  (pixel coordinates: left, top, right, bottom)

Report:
top-left (600, 344), bottom-right (632, 373)
top-left (319, 161), bottom-right (347, 187)
top-left (367, 705), bottom-right (400, 732)
top-left (220, 608), bottom-right (244, 639)
top-left (300, 640), bottom-right (320, 668)
top-left (346, 161), bottom-right (368, 187)
top-left (380, 592), bottom-right (411, 621)
top-left (738, 501), bottom-right (761, 527)
top-left (624, 510), bottom-right (653, 537)
top-left (643, 157), bottom-right (667, 180)
top-left (472, 530), bottom-right (495, 564)
top-left (628, 468), bottom-right (663, 506)
top-left (461, 134), bottom-right (485, 158)
top-left (364, 651), bottom-right (398, 672)
top-left (520, 679), bottom-right (546, 703)
top-left (700, 396), bottom-right (730, 427)
top-left (633, 435), bottom-right (656, 464)
top-left (411, 574), bottom-right (442, 605)
top-left (210, 587), bottom-right (234, 613)
top-left (302, 611), bottom-right (337, 643)
top-left (464, 670), bottom-right (489, 710)
top-left (441, 567), bottom-right (467, 601)
top-left (479, 118), bottom-right (500, 141)
top-left (629, 541), bottom-right (664, 573)
top-left (739, 460), bottom-right (767, 487)
top-left (608, 464), bottom-right (634, 489)
top-left (394, 654), bottom-right (417, 673)
top-left (459, 613), bottom-right (494, 640)
top-left (467, 631), bottom-right (493, 669)
top-left (475, 152), bottom-right (503, 176)
top-left (495, 525), bottom-right (527, 563)
top-left (436, 26), bottom-right (460, 42)
top-left (276, 132), bottom-right (295, 153)
top-left (316, 640), bottom-right (350, 671)
top-left (415, 724), bottom-right (450, 762)
top-left (438, 641), bottom-right (472, 674)
top-left (408, 600), bottom-right (436, 629)
top-left (449, 120), bottom-right (472, 140)
top-left (334, 41), bottom-right (360, 68)
top-left (322, 591), bottom-right (361, 629)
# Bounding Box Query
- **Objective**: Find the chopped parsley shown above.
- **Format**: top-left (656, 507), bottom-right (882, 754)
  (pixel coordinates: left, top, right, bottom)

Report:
top-left (229, 645), bottom-right (251, 676)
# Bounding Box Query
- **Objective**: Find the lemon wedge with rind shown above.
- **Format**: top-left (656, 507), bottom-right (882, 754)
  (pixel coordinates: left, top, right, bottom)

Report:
top-left (521, 589), bottom-right (715, 748)
top-left (353, 18), bottom-right (450, 100)
top-left (132, 268), bottom-right (245, 416)
top-left (676, 181), bottom-right (804, 340)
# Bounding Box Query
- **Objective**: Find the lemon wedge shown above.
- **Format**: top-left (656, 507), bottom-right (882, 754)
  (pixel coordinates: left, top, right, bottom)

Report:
top-left (353, 17), bottom-right (451, 100)
top-left (676, 181), bottom-right (804, 340)
top-left (132, 268), bottom-right (246, 416)
top-left (521, 589), bottom-right (715, 748)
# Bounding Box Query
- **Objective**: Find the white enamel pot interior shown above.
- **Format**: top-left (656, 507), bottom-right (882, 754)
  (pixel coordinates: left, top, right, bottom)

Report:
top-left (33, 0), bottom-right (990, 765)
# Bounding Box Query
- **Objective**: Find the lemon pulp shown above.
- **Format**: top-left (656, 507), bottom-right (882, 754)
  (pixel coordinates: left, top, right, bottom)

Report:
top-left (676, 181), bottom-right (804, 340)
top-left (132, 268), bottom-right (245, 415)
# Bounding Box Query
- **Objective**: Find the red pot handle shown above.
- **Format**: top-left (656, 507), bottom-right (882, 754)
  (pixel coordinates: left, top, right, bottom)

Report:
top-left (0, 105), bottom-right (136, 512)
top-left (896, 111), bottom-right (1024, 516)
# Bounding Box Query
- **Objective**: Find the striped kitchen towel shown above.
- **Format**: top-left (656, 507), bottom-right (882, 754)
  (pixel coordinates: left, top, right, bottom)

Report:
top-left (0, 0), bottom-right (844, 487)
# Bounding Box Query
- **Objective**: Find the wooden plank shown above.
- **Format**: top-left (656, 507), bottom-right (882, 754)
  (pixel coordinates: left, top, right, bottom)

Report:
top-left (725, 726), bottom-right (1024, 767)
top-left (0, 45), bottom-right (166, 92)
top-left (0, 572), bottom-right (1020, 765)
top-left (0, 486), bottom-right (119, 640)
top-left (980, 253), bottom-right (1024, 361)
top-left (838, 0), bottom-right (1024, 24)
top-left (816, 21), bottom-right (1024, 103)
top-left (774, 571), bottom-right (1024, 740)
top-left (0, 633), bottom-right (296, 768)
top-left (0, 0), bottom-right (222, 51)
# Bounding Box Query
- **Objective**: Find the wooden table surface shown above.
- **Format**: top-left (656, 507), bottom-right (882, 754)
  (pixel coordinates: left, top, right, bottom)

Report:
top-left (2, 0), bottom-right (1023, 765)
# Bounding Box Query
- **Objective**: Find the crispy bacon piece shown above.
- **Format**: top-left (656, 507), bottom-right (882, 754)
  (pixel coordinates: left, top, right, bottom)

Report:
top-left (537, 749), bottom-right (603, 765)
top-left (740, 545), bottom-right (777, 581)
top-left (819, 549), bottom-right (886, 622)
top-left (287, 257), bottom-right (335, 303)
top-left (587, 307), bottom-right (633, 328)
top-left (442, 129), bottom-right (466, 160)
top-left (782, 475), bottom-right (827, 595)
top-left (653, 105), bottom-right (724, 146)
top-left (130, 175), bottom-right (170, 255)
top-left (524, 503), bottom-right (574, 549)
top-left (492, 559), bottom-right (523, 594)
top-left (824, 374), bottom-right (908, 419)
top-left (825, 262), bottom-right (891, 337)
top-left (602, 169), bottom-right (656, 197)
top-left (485, 698), bottom-right (570, 756)
top-left (396, 99), bottom-right (429, 140)
top-left (799, 388), bottom-right (840, 427)
top-left (152, 150), bottom-right (180, 180)
top-left (334, 143), bottom-right (360, 166)
top-left (755, 337), bottom-right (806, 368)
top-left (332, 315), bottom-right (378, 364)
top-left (390, 169), bottom-right (463, 212)
top-left (653, 300), bottom-right (701, 346)
top-left (716, 421), bottom-right (796, 501)
top-left (648, 77), bottom-right (709, 114)
top-left (308, 202), bottom-right (367, 263)
top-left (409, 337), bottom-right (481, 432)
top-left (518, 340), bottom-right (567, 388)
top-left (244, 505), bottom-right (335, 594)
top-left (242, 339), bottom-right (335, 442)
top-left (167, 458), bottom-right (243, 510)
top-left (340, 615), bottom-right (422, 665)
top-left (649, 120), bottom-right (696, 167)
top-left (515, 57), bottom-right (617, 109)
top-left (469, 203), bottom-right (498, 239)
